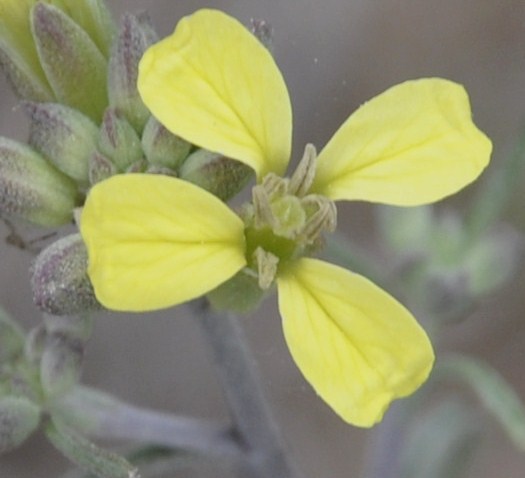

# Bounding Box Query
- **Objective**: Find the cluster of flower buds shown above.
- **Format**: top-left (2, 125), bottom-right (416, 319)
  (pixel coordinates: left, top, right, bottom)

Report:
top-left (377, 205), bottom-right (523, 322)
top-left (0, 1), bottom-right (253, 315)
top-left (0, 306), bottom-right (91, 453)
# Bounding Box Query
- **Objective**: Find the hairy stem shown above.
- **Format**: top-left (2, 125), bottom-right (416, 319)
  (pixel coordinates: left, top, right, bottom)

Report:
top-left (55, 386), bottom-right (242, 461)
top-left (361, 402), bottom-right (409, 478)
top-left (191, 298), bottom-right (304, 478)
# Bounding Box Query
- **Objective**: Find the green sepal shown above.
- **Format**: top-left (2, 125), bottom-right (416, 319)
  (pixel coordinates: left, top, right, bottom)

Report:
top-left (89, 151), bottom-right (117, 185)
top-left (98, 108), bottom-right (143, 171)
top-left (0, 45), bottom-right (53, 101)
top-left (31, 3), bottom-right (108, 122)
top-left (54, 0), bottom-right (116, 58)
top-left (25, 102), bottom-right (99, 187)
top-left (0, 137), bottom-right (78, 226)
top-left (180, 149), bottom-right (254, 201)
top-left (142, 116), bottom-right (191, 171)
top-left (108, 12), bottom-right (158, 133)
top-left (207, 268), bottom-right (266, 314)
top-left (31, 233), bottom-right (100, 316)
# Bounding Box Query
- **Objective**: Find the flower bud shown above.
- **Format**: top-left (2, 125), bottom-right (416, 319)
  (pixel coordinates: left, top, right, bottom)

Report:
top-left (142, 116), bottom-right (191, 171)
top-left (0, 307), bottom-right (24, 363)
top-left (59, 0), bottom-right (116, 58)
top-left (180, 149), bottom-right (254, 201)
top-left (98, 108), bottom-right (143, 171)
top-left (0, 137), bottom-right (78, 226)
top-left (40, 332), bottom-right (84, 398)
top-left (44, 313), bottom-right (93, 343)
top-left (0, 46), bottom-right (53, 102)
top-left (31, 3), bottom-right (108, 122)
top-left (24, 324), bottom-right (46, 365)
top-left (25, 102), bottom-right (99, 187)
top-left (0, 396), bottom-right (40, 454)
top-left (126, 158), bottom-right (148, 174)
top-left (88, 150), bottom-right (117, 185)
top-left (108, 12), bottom-right (158, 133)
top-left (463, 226), bottom-right (522, 298)
top-left (0, 0), bottom-right (54, 101)
top-left (31, 233), bottom-right (100, 316)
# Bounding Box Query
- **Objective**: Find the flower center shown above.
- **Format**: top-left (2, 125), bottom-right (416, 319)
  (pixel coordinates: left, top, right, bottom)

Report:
top-left (241, 144), bottom-right (337, 289)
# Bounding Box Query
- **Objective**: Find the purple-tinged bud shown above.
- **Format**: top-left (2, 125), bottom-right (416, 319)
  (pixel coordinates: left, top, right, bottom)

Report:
top-left (142, 116), bottom-right (191, 171)
top-left (98, 108), bottom-right (143, 171)
top-left (126, 159), bottom-right (148, 173)
top-left (31, 3), bottom-right (108, 122)
top-left (180, 149), bottom-right (254, 201)
top-left (0, 0), bottom-right (54, 102)
top-left (0, 396), bottom-right (40, 454)
top-left (59, 0), bottom-right (116, 58)
top-left (31, 233), bottom-right (100, 316)
top-left (24, 102), bottom-right (99, 187)
top-left (88, 150), bottom-right (117, 185)
top-left (0, 137), bottom-right (78, 226)
top-left (108, 13), bottom-right (158, 133)
top-left (0, 46), bottom-right (53, 102)
top-left (40, 332), bottom-right (84, 398)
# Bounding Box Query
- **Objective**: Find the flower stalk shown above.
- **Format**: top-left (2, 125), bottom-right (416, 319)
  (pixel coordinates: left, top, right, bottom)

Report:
top-left (55, 386), bottom-right (241, 462)
top-left (191, 299), bottom-right (305, 478)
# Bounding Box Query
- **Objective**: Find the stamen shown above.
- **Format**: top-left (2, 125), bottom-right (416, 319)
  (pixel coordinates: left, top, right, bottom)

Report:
top-left (300, 195), bottom-right (337, 241)
top-left (254, 247), bottom-right (279, 289)
top-left (252, 185), bottom-right (277, 229)
top-left (289, 143), bottom-right (317, 197)
top-left (262, 172), bottom-right (289, 198)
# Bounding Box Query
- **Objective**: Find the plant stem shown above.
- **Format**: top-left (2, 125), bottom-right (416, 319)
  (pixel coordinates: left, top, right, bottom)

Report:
top-left (55, 386), bottom-right (242, 461)
top-left (360, 402), bottom-right (408, 478)
top-left (191, 298), bottom-right (305, 478)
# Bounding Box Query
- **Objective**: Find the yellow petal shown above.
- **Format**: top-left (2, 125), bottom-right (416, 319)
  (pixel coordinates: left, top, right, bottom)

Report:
top-left (312, 78), bottom-right (492, 205)
top-left (277, 258), bottom-right (434, 427)
top-left (80, 174), bottom-right (247, 311)
top-left (138, 9), bottom-right (292, 178)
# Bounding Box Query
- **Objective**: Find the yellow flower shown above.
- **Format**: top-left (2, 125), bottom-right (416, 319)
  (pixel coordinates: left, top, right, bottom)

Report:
top-left (81, 9), bottom-right (492, 427)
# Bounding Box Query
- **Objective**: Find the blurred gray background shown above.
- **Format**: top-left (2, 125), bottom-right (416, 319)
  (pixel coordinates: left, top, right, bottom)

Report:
top-left (2, 0), bottom-right (525, 477)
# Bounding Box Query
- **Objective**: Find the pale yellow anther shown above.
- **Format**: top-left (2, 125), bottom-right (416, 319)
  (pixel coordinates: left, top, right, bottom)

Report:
top-left (289, 143), bottom-right (317, 197)
top-left (262, 172), bottom-right (289, 198)
top-left (252, 185), bottom-right (277, 229)
top-left (300, 196), bottom-right (338, 241)
top-left (254, 246), bottom-right (279, 289)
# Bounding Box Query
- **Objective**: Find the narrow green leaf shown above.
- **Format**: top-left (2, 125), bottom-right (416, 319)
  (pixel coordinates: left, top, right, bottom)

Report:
top-left (46, 419), bottom-right (139, 478)
top-left (399, 399), bottom-right (479, 478)
top-left (437, 354), bottom-right (525, 451)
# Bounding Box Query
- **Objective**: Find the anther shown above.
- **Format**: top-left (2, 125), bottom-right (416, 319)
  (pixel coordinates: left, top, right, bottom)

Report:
top-left (254, 247), bottom-right (279, 289)
top-left (289, 143), bottom-right (317, 197)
